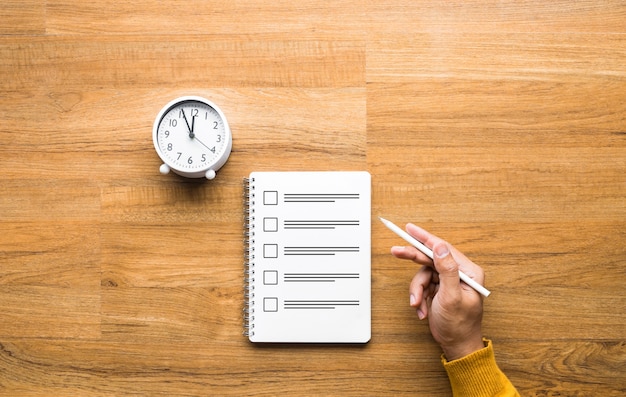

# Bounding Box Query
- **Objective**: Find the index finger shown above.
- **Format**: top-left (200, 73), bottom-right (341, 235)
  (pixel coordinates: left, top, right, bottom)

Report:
top-left (406, 223), bottom-right (485, 285)
top-left (390, 245), bottom-right (433, 265)
top-left (390, 223), bottom-right (444, 267)
top-left (405, 223), bottom-right (445, 252)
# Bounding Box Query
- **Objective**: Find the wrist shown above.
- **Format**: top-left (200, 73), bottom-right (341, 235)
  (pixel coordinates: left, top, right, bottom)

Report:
top-left (441, 336), bottom-right (485, 361)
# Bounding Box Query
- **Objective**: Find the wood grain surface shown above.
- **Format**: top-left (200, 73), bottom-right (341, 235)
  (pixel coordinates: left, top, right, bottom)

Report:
top-left (1, 1), bottom-right (625, 395)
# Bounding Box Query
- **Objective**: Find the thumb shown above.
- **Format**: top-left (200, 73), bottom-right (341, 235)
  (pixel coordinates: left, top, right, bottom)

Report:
top-left (433, 243), bottom-right (461, 297)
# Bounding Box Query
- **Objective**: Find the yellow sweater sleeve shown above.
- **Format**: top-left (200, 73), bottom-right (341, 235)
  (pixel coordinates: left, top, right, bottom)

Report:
top-left (442, 339), bottom-right (520, 397)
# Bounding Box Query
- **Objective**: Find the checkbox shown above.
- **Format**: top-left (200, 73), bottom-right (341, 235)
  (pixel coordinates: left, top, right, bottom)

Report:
top-left (263, 217), bottom-right (279, 232)
top-left (263, 191), bottom-right (279, 205)
top-left (264, 297), bottom-right (279, 312)
top-left (263, 270), bottom-right (279, 285)
top-left (263, 244), bottom-right (278, 258)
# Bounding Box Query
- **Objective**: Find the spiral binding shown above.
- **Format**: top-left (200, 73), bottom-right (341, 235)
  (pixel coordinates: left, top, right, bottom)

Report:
top-left (243, 177), bottom-right (256, 337)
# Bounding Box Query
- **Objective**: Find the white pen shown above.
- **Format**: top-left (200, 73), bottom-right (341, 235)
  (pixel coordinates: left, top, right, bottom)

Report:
top-left (379, 217), bottom-right (491, 297)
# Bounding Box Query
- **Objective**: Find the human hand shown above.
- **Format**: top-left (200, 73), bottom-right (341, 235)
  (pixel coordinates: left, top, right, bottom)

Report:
top-left (390, 224), bottom-right (485, 361)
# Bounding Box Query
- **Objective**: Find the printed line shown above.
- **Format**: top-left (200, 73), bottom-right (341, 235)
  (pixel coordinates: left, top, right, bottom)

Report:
top-left (284, 220), bottom-right (360, 230)
top-left (283, 246), bottom-right (360, 256)
top-left (284, 300), bottom-right (360, 310)
top-left (284, 193), bottom-right (360, 203)
top-left (284, 273), bottom-right (360, 283)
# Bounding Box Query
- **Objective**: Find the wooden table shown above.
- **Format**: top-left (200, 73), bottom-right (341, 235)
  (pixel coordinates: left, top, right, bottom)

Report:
top-left (1, 1), bottom-right (624, 395)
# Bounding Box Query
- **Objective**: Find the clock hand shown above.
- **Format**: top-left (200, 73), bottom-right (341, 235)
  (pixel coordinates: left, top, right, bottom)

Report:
top-left (180, 109), bottom-right (195, 138)
top-left (194, 136), bottom-right (214, 152)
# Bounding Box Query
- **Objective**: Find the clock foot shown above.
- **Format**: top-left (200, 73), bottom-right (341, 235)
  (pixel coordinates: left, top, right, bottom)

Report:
top-left (159, 164), bottom-right (171, 175)
top-left (205, 169), bottom-right (216, 180)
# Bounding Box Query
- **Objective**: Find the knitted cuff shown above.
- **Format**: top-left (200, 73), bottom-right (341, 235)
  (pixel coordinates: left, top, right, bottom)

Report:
top-left (442, 339), bottom-right (509, 396)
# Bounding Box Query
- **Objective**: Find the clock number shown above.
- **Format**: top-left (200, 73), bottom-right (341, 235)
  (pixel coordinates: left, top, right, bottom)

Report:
top-left (167, 143), bottom-right (173, 151)
top-left (188, 156), bottom-right (193, 164)
top-left (169, 119), bottom-right (177, 127)
top-left (213, 121), bottom-right (219, 130)
top-left (201, 154), bottom-right (206, 162)
top-left (191, 109), bottom-right (199, 117)
top-left (216, 134), bottom-right (222, 143)
top-left (177, 152), bottom-right (182, 160)
top-left (164, 130), bottom-right (170, 138)
top-left (209, 146), bottom-right (216, 153)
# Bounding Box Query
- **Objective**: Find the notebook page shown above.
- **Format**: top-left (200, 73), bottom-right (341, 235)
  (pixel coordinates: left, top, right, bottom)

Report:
top-left (248, 171), bottom-right (371, 343)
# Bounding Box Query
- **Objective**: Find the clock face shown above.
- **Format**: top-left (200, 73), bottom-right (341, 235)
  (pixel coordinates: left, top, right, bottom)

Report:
top-left (153, 97), bottom-right (232, 178)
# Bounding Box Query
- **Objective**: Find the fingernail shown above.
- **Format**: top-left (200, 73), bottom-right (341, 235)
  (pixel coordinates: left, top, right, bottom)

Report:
top-left (410, 294), bottom-right (416, 306)
top-left (434, 244), bottom-right (450, 258)
top-left (417, 309), bottom-right (426, 320)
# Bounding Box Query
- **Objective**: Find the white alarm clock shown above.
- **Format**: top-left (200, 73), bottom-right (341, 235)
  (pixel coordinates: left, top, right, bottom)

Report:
top-left (152, 96), bottom-right (232, 179)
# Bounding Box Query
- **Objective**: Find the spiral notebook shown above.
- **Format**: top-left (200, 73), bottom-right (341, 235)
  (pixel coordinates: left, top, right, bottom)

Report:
top-left (244, 171), bottom-right (371, 343)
